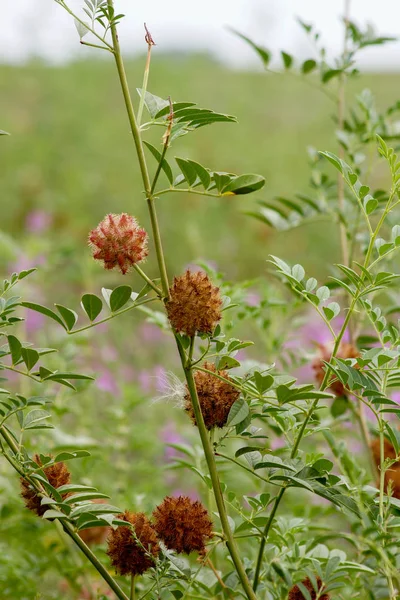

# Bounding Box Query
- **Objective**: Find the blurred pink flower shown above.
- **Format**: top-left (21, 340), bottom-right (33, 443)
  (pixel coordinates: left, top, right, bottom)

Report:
top-left (139, 323), bottom-right (163, 343)
top-left (161, 422), bottom-right (187, 461)
top-left (138, 370), bottom-right (152, 393)
top-left (154, 365), bottom-right (168, 393)
top-left (9, 254), bottom-right (45, 274)
top-left (120, 365), bottom-right (135, 382)
top-left (25, 308), bottom-right (45, 334)
top-left (270, 436), bottom-right (285, 451)
top-left (246, 292), bottom-right (261, 307)
top-left (136, 366), bottom-right (168, 394)
top-left (100, 344), bottom-right (118, 362)
top-left (25, 209), bottom-right (52, 234)
top-left (171, 488), bottom-right (199, 501)
top-left (96, 368), bottom-right (120, 395)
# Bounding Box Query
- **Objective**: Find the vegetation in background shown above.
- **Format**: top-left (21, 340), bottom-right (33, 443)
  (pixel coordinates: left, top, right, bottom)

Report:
top-left (1, 1), bottom-right (400, 599)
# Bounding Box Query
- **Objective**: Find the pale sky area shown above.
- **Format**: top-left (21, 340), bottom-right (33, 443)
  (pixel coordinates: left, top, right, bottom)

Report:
top-left (1, 0), bottom-right (400, 69)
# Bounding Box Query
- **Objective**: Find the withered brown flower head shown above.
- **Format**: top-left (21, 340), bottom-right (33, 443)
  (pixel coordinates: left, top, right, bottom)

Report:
top-left (166, 270), bottom-right (222, 337)
top-left (185, 362), bottom-right (240, 430)
top-left (88, 213), bottom-right (148, 275)
top-left (312, 341), bottom-right (359, 397)
top-left (153, 495), bottom-right (213, 555)
top-left (20, 454), bottom-right (71, 516)
top-left (289, 577), bottom-right (330, 600)
top-left (370, 437), bottom-right (400, 499)
top-left (79, 499), bottom-right (111, 546)
top-left (107, 511), bottom-right (159, 576)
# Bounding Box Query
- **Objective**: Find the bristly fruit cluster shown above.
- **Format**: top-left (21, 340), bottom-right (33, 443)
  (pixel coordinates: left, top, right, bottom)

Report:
top-left (153, 495), bottom-right (213, 555)
top-left (106, 496), bottom-right (213, 577)
top-left (88, 213), bottom-right (148, 274)
top-left (166, 270), bottom-right (222, 336)
top-left (185, 362), bottom-right (240, 429)
top-left (288, 577), bottom-right (330, 600)
top-left (107, 511), bottom-right (160, 576)
top-left (20, 455), bottom-right (71, 516)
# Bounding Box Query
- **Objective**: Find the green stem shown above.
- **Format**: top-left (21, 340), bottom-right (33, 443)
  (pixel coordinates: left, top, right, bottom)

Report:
top-left (175, 337), bottom-right (257, 600)
top-left (146, 197), bottom-right (170, 299)
top-left (80, 40), bottom-right (112, 52)
top-left (130, 574), bottom-right (136, 600)
top-left (62, 522), bottom-right (129, 600)
top-left (107, 0), bottom-right (170, 299)
top-left (337, 0), bottom-right (351, 271)
top-left (58, 1), bottom-right (114, 50)
top-left (157, 187), bottom-right (221, 198)
top-left (150, 143), bottom-right (169, 196)
top-left (133, 264), bottom-right (163, 296)
top-left (137, 43), bottom-right (153, 126)
top-left (67, 297), bottom-right (156, 335)
top-left (252, 487), bottom-right (285, 590)
top-left (253, 200), bottom-right (391, 590)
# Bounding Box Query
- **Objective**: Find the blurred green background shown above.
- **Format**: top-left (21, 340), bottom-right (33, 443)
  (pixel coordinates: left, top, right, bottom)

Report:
top-left (0, 55), bottom-right (398, 598)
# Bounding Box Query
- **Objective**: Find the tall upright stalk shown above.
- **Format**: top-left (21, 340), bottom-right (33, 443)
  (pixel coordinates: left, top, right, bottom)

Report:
top-left (106, 3), bottom-right (257, 598)
top-left (337, 0), bottom-right (351, 269)
top-left (253, 177), bottom-right (397, 592)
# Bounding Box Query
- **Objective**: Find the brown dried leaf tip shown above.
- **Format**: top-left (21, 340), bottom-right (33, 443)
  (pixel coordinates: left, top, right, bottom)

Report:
top-left (88, 213), bottom-right (148, 275)
top-left (153, 495), bottom-right (213, 555)
top-left (166, 270), bottom-right (222, 337)
top-left (185, 362), bottom-right (240, 430)
top-left (107, 511), bottom-right (159, 576)
top-left (370, 437), bottom-right (400, 499)
top-left (289, 577), bottom-right (330, 600)
top-left (20, 455), bottom-right (71, 516)
top-left (312, 341), bottom-right (359, 397)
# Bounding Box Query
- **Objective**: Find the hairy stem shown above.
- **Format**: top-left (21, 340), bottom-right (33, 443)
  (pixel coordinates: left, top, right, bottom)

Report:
top-left (253, 190), bottom-right (391, 590)
top-left (176, 337), bottom-right (257, 600)
top-left (106, 5), bottom-right (256, 597)
top-left (107, 0), bottom-right (169, 298)
top-left (137, 35), bottom-right (153, 126)
top-left (337, 0), bottom-right (351, 270)
top-left (130, 574), bottom-right (136, 600)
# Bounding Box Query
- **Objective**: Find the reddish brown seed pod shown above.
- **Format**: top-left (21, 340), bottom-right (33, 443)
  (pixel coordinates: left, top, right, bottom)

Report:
top-left (312, 341), bottom-right (359, 397)
top-left (184, 362), bottom-right (240, 430)
top-left (166, 270), bottom-right (222, 337)
top-left (288, 577), bottom-right (330, 600)
top-left (152, 495), bottom-right (213, 555)
top-left (20, 455), bottom-right (71, 516)
top-left (88, 213), bottom-right (148, 275)
top-left (107, 511), bottom-right (159, 576)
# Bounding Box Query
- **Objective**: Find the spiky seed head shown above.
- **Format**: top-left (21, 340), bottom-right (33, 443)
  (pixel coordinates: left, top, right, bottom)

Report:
top-left (20, 454), bottom-right (71, 516)
top-left (312, 341), bottom-right (359, 397)
top-left (107, 511), bottom-right (159, 576)
top-left (88, 213), bottom-right (148, 275)
top-left (289, 577), bottom-right (330, 600)
top-left (153, 495), bottom-right (213, 555)
top-left (185, 362), bottom-right (240, 430)
top-left (166, 270), bottom-right (222, 337)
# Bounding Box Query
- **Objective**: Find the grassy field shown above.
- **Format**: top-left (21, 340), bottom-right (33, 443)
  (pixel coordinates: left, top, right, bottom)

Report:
top-left (1, 55), bottom-right (399, 598)
top-left (1, 55), bottom-right (399, 281)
